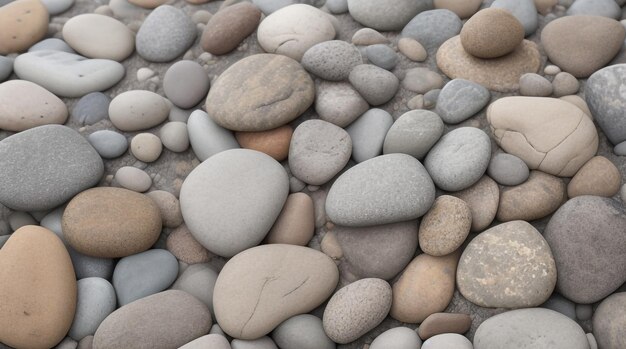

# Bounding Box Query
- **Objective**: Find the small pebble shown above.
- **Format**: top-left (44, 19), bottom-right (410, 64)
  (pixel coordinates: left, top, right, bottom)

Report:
top-left (402, 67), bottom-right (444, 94)
top-left (136, 67), bottom-right (155, 82)
top-left (487, 153), bottom-right (531, 186)
top-left (160, 121), bottom-right (190, 153)
top-left (72, 92), bottom-right (111, 126)
top-left (8, 211), bottom-right (38, 232)
top-left (130, 133), bottom-right (163, 163)
top-left (544, 64), bottom-right (561, 75)
top-left (552, 71), bottom-right (579, 97)
top-left (192, 10), bottom-right (212, 24)
top-left (146, 190), bottom-right (184, 228)
top-left (115, 166), bottom-right (152, 192)
top-left (366, 44), bottom-right (398, 70)
top-left (88, 130), bottom-right (128, 159)
top-left (423, 89), bottom-right (440, 109)
top-left (352, 28), bottom-right (389, 45)
top-left (519, 73), bottom-right (553, 97)
top-left (407, 94), bottom-right (424, 109)
top-left (397, 37), bottom-right (427, 62)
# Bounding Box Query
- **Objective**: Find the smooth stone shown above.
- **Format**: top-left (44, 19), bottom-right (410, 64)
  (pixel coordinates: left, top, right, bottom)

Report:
top-left (166, 225), bottom-right (211, 263)
top-left (366, 44), bottom-right (397, 70)
top-left (0, 80), bottom-right (68, 131)
top-left (334, 221), bottom-right (418, 280)
top-left (423, 334), bottom-right (472, 349)
top-left (179, 334), bottom-right (231, 349)
top-left (159, 121), bottom-right (189, 153)
top-left (383, 109), bottom-right (444, 159)
top-left (349, 64), bottom-right (399, 106)
top-left (543, 196), bottom-right (626, 303)
top-left (398, 38), bottom-right (427, 61)
top-left (145, 190), bottom-right (182, 228)
top-left (487, 153), bottom-right (530, 186)
top-left (180, 149), bottom-right (289, 257)
top-left (14, 50), bottom-right (125, 98)
top-left (128, 0), bottom-right (167, 8)
top-left (8, 212), bottom-right (36, 231)
top-left (302, 40), bottom-right (362, 80)
top-left (235, 126), bottom-right (292, 162)
top-left (136, 67), bottom-right (155, 82)
top-left (163, 60), bottom-right (210, 109)
top-left (326, 153), bottom-right (436, 226)
top-left (436, 36), bottom-right (541, 93)
top-left (541, 293), bottom-right (576, 320)
top-left (68, 249), bottom-right (115, 281)
top-left (325, 0), bottom-right (347, 13)
top-left (370, 327), bottom-right (422, 349)
top-left (424, 127), bottom-right (491, 192)
top-left (435, 78), bottom-right (490, 124)
top-left (593, 292), bottom-right (626, 349)
top-left (0, 125), bottom-right (103, 211)
top-left (41, 0), bottom-right (74, 14)
top-left (560, 95), bottom-right (592, 118)
top-left (130, 133), bottom-right (162, 162)
top-left (544, 64), bottom-right (561, 75)
top-left (62, 187), bottom-right (162, 258)
top-left (213, 244), bottom-right (338, 339)
top-left (109, 0), bottom-right (149, 18)
top-left (419, 195), bottom-right (471, 257)
top-left (93, 290), bottom-right (212, 349)
top-left (458, 221), bottom-right (557, 308)
top-left (491, 0), bottom-right (538, 36)
top-left (497, 171), bottom-right (565, 222)
top-left (0, 226), bottom-right (76, 349)
top-left (29, 38), bottom-right (75, 53)
top-left (462, 8), bottom-right (526, 59)
top-left (315, 81), bottom-right (368, 127)
top-left (391, 252), bottom-right (459, 323)
top-left (576, 304), bottom-right (593, 321)
top-left (257, 4), bottom-right (335, 61)
top-left (265, 193), bottom-right (314, 246)
top-left (552, 72), bottom-right (579, 97)
top-left (487, 96), bottom-right (598, 176)
top-left (433, 0), bottom-right (481, 18)
top-left (346, 108), bottom-right (393, 163)
top-left (231, 337), bottom-right (278, 349)
top-left (272, 314), bottom-right (335, 349)
top-left (115, 166), bottom-right (151, 192)
top-left (423, 90), bottom-right (438, 109)
top-left (405, 94), bottom-right (425, 109)
top-left (351, 28), bottom-right (388, 46)
top-left (401, 9), bottom-right (462, 50)
top-left (69, 277), bottom-right (116, 341)
top-left (187, 110), bottom-right (239, 162)
top-left (534, 0), bottom-right (557, 14)
top-left (568, 156), bottom-right (621, 197)
top-left (586, 64), bottom-right (626, 144)
top-left (588, 333), bottom-right (598, 349)
top-left (519, 73), bottom-right (553, 97)
top-left (418, 313), bottom-right (472, 340)
top-left (474, 308), bottom-right (588, 349)
top-left (0, 0), bottom-right (48, 54)
top-left (251, 0), bottom-right (325, 15)
top-left (136, 5), bottom-right (196, 62)
top-left (289, 119), bottom-right (352, 185)
top-left (206, 54), bottom-right (314, 131)
top-left (402, 67), bottom-right (444, 94)
top-left (323, 278), bottom-right (392, 344)
top-left (109, 90), bottom-right (169, 132)
top-left (63, 14), bottom-right (134, 61)
top-left (71, 92), bottom-right (110, 126)
top-left (0, 55), bottom-right (12, 82)
top-left (56, 337), bottom-right (78, 349)
top-left (171, 263), bottom-right (218, 313)
top-left (566, 0), bottom-right (621, 19)
top-left (191, 10), bottom-right (212, 24)
top-left (347, 0), bottom-right (433, 31)
top-left (200, 2), bottom-right (261, 55)
top-left (88, 130), bottom-right (128, 159)
top-left (541, 15), bottom-right (625, 78)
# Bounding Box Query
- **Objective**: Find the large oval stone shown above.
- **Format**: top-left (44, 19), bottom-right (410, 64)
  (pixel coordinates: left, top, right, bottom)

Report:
top-left (326, 153), bottom-right (435, 227)
top-left (544, 196), bottom-right (626, 304)
top-left (586, 64), bottom-right (626, 145)
top-left (206, 54), bottom-right (314, 132)
top-left (0, 125), bottom-right (103, 211)
top-left (213, 244), bottom-right (339, 340)
top-left (457, 221), bottom-right (556, 308)
top-left (180, 149), bottom-right (289, 257)
top-left (487, 96), bottom-right (598, 176)
top-left (0, 79), bottom-right (68, 131)
top-left (62, 187), bottom-right (162, 258)
top-left (0, 226), bottom-right (77, 349)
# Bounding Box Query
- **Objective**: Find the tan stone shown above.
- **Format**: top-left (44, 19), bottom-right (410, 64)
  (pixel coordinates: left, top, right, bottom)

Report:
top-left (418, 313), bottom-right (472, 340)
top-left (487, 96), bottom-right (599, 176)
top-left (437, 36), bottom-right (541, 92)
top-left (497, 171), bottom-right (566, 222)
top-left (166, 225), bottom-right (212, 264)
top-left (0, 80), bottom-right (67, 131)
top-left (265, 193), bottom-right (315, 246)
top-left (560, 95), bottom-right (592, 119)
top-left (398, 38), bottom-right (427, 62)
top-left (568, 156), bottom-right (621, 198)
top-left (62, 14), bottom-right (135, 61)
top-left (453, 176), bottom-right (499, 233)
top-left (63, 187), bottom-right (162, 258)
top-left (321, 231), bottom-right (343, 259)
top-left (419, 195), bottom-right (471, 257)
top-left (235, 125), bottom-right (293, 161)
top-left (146, 190), bottom-right (183, 228)
top-left (351, 28), bottom-right (388, 46)
top-left (200, 2), bottom-right (261, 55)
top-left (0, 0), bottom-right (49, 54)
top-left (390, 252), bottom-right (459, 323)
top-left (460, 8), bottom-right (524, 59)
top-left (127, 0), bottom-right (167, 9)
top-left (434, 0), bottom-right (482, 18)
top-left (213, 244), bottom-right (338, 339)
top-left (534, 0), bottom-right (557, 15)
top-left (0, 226), bottom-right (76, 349)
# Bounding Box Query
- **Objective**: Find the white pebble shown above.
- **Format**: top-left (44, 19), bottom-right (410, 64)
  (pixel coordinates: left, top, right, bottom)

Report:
top-left (544, 65), bottom-right (561, 75)
top-left (160, 122), bottom-right (189, 153)
top-left (137, 67), bottom-right (155, 82)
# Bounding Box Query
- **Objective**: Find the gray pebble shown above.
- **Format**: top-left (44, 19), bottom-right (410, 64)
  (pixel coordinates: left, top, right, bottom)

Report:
top-left (302, 40), bottom-right (363, 81)
top-left (315, 81), bottom-right (369, 127)
top-left (423, 89), bottom-right (440, 109)
top-left (272, 314), bottom-right (335, 349)
top-left (347, 0), bottom-right (432, 32)
top-left (552, 72), bottom-right (579, 97)
top-left (136, 5), bottom-right (197, 62)
top-left (566, 0), bottom-right (621, 19)
top-left (69, 277), bottom-right (116, 341)
top-left (587, 333), bottom-right (598, 349)
top-left (370, 327), bottom-right (421, 349)
top-left (383, 109), bottom-right (444, 159)
top-left (252, 0), bottom-right (325, 14)
top-left (346, 108), bottom-right (394, 163)
top-left (326, 0), bottom-right (348, 14)
top-left (0, 56), bottom-right (12, 82)
top-left (400, 9), bottom-right (462, 49)
top-left (436, 78), bottom-right (490, 124)
top-left (40, 0), bottom-right (75, 15)
top-left (231, 337), bottom-right (278, 349)
top-left (541, 293), bottom-right (576, 320)
top-left (491, 0), bottom-right (539, 36)
top-left (289, 176), bottom-right (306, 193)
top-left (169, 105), bottom-right (193, 123)
top-left (55, 337), bottom-right (78, 349)
top-left (575, 304), bottom-right (593, 321)
top-left (8, 211), bottom-right (37, 232)
top-left (163, 60), bottom-right (210, 109)
top-left (366, 44), bottom-right (398, 70)
top-left (88, 130), bottom-right (128, 159)
top-left (349, 64), bottom-right (399, 106)
top-left (0, 235), bottom-right (9, 249)
top-left (115, 166), bottom-right (152, 192)
top-left (487, 153), bottom-right (530, 186)
top-left (160, 121), bottom-right (189, 153)
top-left (519, 73), bottom-right (553, 97)
top-left (187, 110), bottom-right (239, 161)
top-left (171, 263), bottom-right (218, 315)
top-left (402, 67), bottom-right (444, 94)
top-left (29, 38), bottom-right (75, 53)
top-left (72, 92), bottom-right (111, 126)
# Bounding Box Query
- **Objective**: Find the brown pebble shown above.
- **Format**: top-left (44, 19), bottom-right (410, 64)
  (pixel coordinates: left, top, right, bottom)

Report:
top-left (166, 225), bottom-right (212, 264)
top-left (418, 313), bottom-right (472, 340)
top-left (235, 125), bottom-right (293, 161)
top-left (265, 192), bottom-right (315, 246)
top-left (200, 2), bottom-right (262, 55)
top-left (146, 190), bottom-right (184, 228)
top-left (568, 156), bottom-right (621, 198)
top-left (460, 8), bottom-right (525, 59)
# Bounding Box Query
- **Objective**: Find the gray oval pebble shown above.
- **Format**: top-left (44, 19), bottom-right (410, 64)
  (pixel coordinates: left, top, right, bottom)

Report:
top-left (115, 166), bottom-right (152, 192)
top-left (383, 110), bottom-right (444, 159)
top-left (366, 44), bottom-right (398, 70)
top-left (136, 5), bottom-right (196, 62)
top-left (346, 108), bottom-right (393, 163)
top-left (349, 64), bottom-right (399, 106)
top-left (301, 40), bottom-right (362, 81)
top-left (272, 314), bottom-right (335, 349)
top-left (435, 78), bottom-right (490, 124)
top-left (163, 60), bottom-right (210, 109)
top-left (69, 277), bottom-right (116, 341)
top-left (187, 110), bottom-right (239, 161)
top-left (88, 130), bottom-right (128, 159)
top-left (160, 121), bottom-right (189, 153)
top-left (487, 153), bottom-right (530, 186)
top-left (72, 92), bottom-right (111, 126)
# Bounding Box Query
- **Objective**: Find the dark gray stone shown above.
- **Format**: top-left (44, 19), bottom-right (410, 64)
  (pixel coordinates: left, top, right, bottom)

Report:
top-left (435, 79), bottom-right (490, 124)
top-left (400, 9), bottom-right (462, 49)
top-left (585, 64), bottom-right (626, 145)
top-left (136, 5), bottom-right (196, 62)
top-left (72, 92), bottom-right (111, 126)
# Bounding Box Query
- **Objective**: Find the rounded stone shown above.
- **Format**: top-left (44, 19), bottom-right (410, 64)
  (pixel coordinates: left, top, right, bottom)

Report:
top-left (200, 2), bottom-right (262, 55)
top-left (497, 170), bottom-right (565, 222)
top-left (552, 72), bottom-right (579, 97)
top-left (69, 277), bottom-right (116, 341)
top-left (418, 313), bottom-right (472, 340)
top-left (424, 334), bottom-right (472, 349)
top-left (435, 78), bottom-right (490, 124)
top-left (166, 225), bottom-right (211, 264)
top-left (62, 187), bottom-right (162, 258)
top-left (519, 73), bottom-right (553, 97)
top-left (593, 292), bottom-right (626, 349)
top-left (289, 119), bottom-right (352, 185)
top-left (272, 314), bottom-right (335, 349)
top-left (566, 0), bottom-right (621, 18)
top-left (424, 127), bottom-right (491, 192)
top-left (93, 290), bottom-right (212, 349)
top-left (351, 28), bottom-right (388, 46)
top-left (460, 8), bottom-right (524, 59)
top-left (265, 193), bottom-right (315, 246)
top-left (383, 110), bottom-right (444, 159)
top-left (301, 40), bottom-right (363, 80)
top-left (487, 153), bottom-right (530, 186)
top-left (115, 166), bottom-right (152, 192)
top-left (326, 153), bottom-right (436, 227)
top-left (366, 44), bottom-right (398, 70)
top-left (231, 337), bottom-right (278, 349)
top-left (72, 92), bottom-right (111, 126)
top-left (62, 14), bottom-right (135, 61)
top-left (109, 90), bottom-right (170, 132)
top-left (135, 5), bottom-right (197, 62)
top-left (235, 125), bottom-right (293, 162)
top-left (179, 149), bottom-right (289, 257)
top-left (400, 9), bottom-right (462, 50)
top-left (402, 67), bottom-right (444, 94)
top-left (419, 195), bottom-right (472, 256)
top-left (0, 0), bottom-right (49, 55)
top-left (586, 64), bottom-right (626, 145)
top-left (348, 64), bottom-right (399, 106)
top-left (187, 110), bottom-right (240, 161)
top-left (213, 244), bottom-right (338, 339)
top-left (434, 0), bottom-right (482, 18)
top-left (159, 121), bottom-right (189, 153)
top-left (370, 327), bottom-right (422, 349)
top-left (346, 108), bottom-right (394, 163)
top-left (163, 60), bottom-right (210, 109)
top-left (568, 156), bottom-right (621, 198)
top-left (206, 54), bottom-right (314, 132)
top-left (0, 80), bottom-right (68, 131)
top-left (398, 38), bottom-right (427, 62)
top-left (457, 221), bottom-right (557, 308)
top-left (88, 130), bottom-right (128, 159)
top-left (171, 263), bottom-right (218, 313)
top-left (131, 133), bottom-right (163, 163)
top-left (490, 0), bottom-right (539, 36)
top-left (347, 0), bottom-right (432, 31)
top-left (315, 81), bottom-right (369, 128)
top-left (179, 334), bottom-right (231, 349)
top-left (145, 190), bottom-right (183, 228)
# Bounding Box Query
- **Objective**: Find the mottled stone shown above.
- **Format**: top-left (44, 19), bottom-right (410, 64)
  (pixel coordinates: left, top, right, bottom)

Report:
top-left (419, 195), bottom-right (471, 257)
top-left (568, 156), bottom-right (621, 198)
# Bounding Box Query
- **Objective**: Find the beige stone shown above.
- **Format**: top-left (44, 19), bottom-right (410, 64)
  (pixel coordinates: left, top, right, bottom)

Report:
top-left (568, 156), bottom-right (621, 198)
top-left (265, 193), bottom-right (315, 246)
top-left (0, 80), bottom-right (67, 131)
top-left (497, 171), bottom-right (566, 222)
top-left (560, 95), bottom-right (592, 119)
top-left (460, 8), bottom-right (525, 59)
top-left (63, 14), bottom-right (135, 61)
top-left (128, 0), bottom-right (167, 8)
top-left (235, 125), bottom-right (293, 161)
top-left (0, 0), bottom-right (49, 54)
top-left (434, 0), bottom-right (482, 18)
top-left (131, 133), bottom-right (162, 163)
top-left (351, 28), bottom-right (388, 46)
top-left (320, 231), bottom-right (343, 259)
top-left (213, 244), bottom-right (338, 339)
top-left (398, 38), bottom-right (427, 62)
top-left (166, 225), bottom-right (212, 264)
top-left (390, 252), bottom-right (459, 323)
top-left (0, 226), bottom-right (76, 349)
top-left (109, 90), bottom-right (170, 132)
top-left (419, 195), bottom-right (471, 257)
top-left (418, 313), bottom-right (472, 340)
top-left (487, 96), bottom-right (598, 176)
top-left (453, 176), bottom-right (499, 233)
top-left (534, 0), bottom-right (557, 15)
top-left (146, 190), bottom-right (183, 228)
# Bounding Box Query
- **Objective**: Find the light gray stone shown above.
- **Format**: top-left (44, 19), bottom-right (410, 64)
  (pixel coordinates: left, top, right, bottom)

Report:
top-left (135, 5), bottom-right (196, 62)
top-left (28, 38), bottom-right (75, 53)
top-left (435, 79), bottom-right (490, 124)
top-left (366, 44), bottom-right (398, 70)
top-left (231, 337), bottom-right (278, 349)
top-left (370, 327), bottom-right (422, 349)
top-left (593, 292), bottom-right (626, 349)
top-left (587, 64), bottom-right (626, 144)
top-left (402, 67), bottom-right (444, 94)
top-left (163, 60), bottom-right (210, 109)
top-left (326, 0), bottom-right (347, 14)
top-left (315, 81), bottom-right (369, 127)
top-left (491, 0), bottom-right (538, 36)
top-left (115, 166), bottom-right (151, 193)
top-left (187, 110), bottom-right (239, 162)
top-left (159, 121), bottom-right (189, 153)
top-left (566, 0), bottom-right (621, 19)
top-left (301, 40), bottom-right (362, 81)
top-left (171, 263), bottom-right (218, 315)
top-left (272, 315), bottom-right (335, 349)
top-left (252, 0), bottom-right (325, 14)
top-left (400, 9), bottom-right (462, 49)
top-left (349, 64), bottom-right (399, 106)
top-left (88, 130), bottom-right (128, 159)
top-left (347, 0), bottom-right (433, 31)
top-left (519, 73), bottom-right (553, 97)
top-left (72, 92), bottom-right (111, 126)
top-left (0, 56), bottom-right (12, 82)
top-left (552, 72), bottom-right (579, 97)
top-left (69, 277), bottom-right (116, 341)
top-left (346, 109), bottom-right (393, 163)
top-left (423, 334), bottom-right (472, 349)
top-left (487, 153), bottom-right (530, 186)
top-left (41, 0), bottom-right (74, 15)
top-left (383, 110), bottom-right (444, 159)
top-left (541, 293), bottom-right (576, 320)
top-left (179, 334), bottom-right (231, 349)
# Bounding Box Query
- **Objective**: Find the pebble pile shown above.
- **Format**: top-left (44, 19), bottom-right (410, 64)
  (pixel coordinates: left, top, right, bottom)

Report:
top-left (0, 0), bottom-right (625, 348)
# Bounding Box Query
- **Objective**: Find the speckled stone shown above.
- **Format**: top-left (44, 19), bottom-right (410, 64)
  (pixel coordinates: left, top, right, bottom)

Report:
top-left (401, 9), bottom-right (462, 50)
top-left (301, 40), bottom-right (362, 80)
top-left (135, 5), bottom-right (197, 62)
top-left (496, 171), bottom-right (566, 222)
top-left (349, 64), bottom-right (399, 106)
